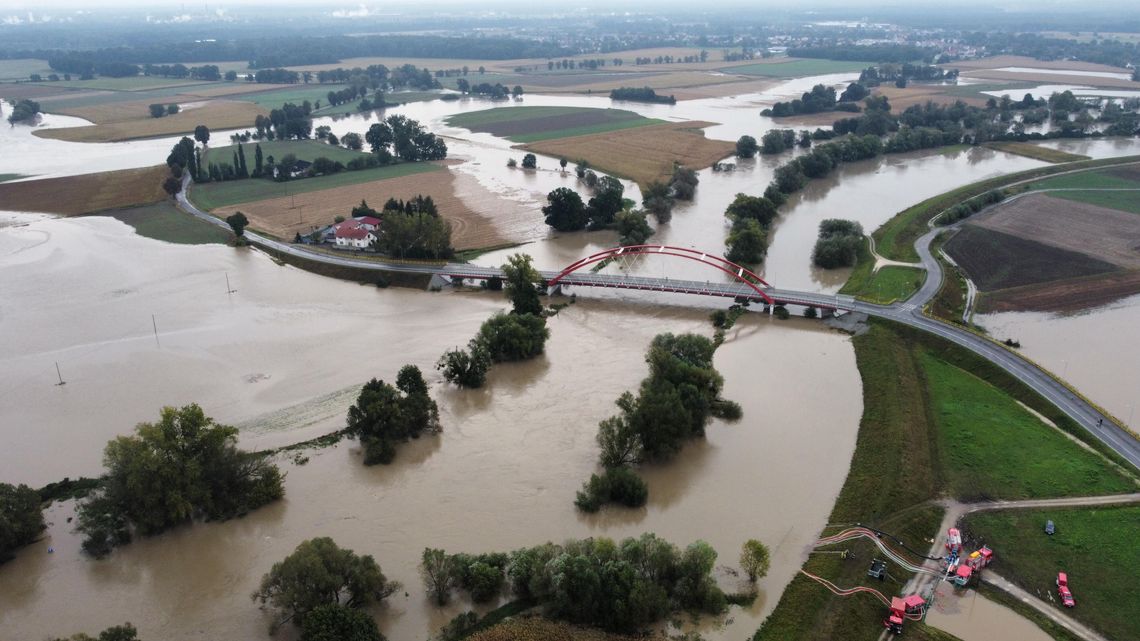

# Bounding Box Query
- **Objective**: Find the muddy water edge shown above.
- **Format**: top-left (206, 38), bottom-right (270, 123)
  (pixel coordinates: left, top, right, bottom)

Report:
top-left (0, 212), bottom-right (862, 640)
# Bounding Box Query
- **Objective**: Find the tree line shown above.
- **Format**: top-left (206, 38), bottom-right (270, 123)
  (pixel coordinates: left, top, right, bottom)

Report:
top-left (25, 35), bottom-right (572, 70)
top-left (421, 534), bottom-right (736, 633)
top-left (609, 86), bottom-right (676, 105)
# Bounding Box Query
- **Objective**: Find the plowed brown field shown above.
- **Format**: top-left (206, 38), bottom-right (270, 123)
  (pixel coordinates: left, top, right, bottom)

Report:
top-left (0, 165), bottom-right (168, 214)
top-left (971, 193), bottom-right (1140, 269)
top-left (520, 121), bottom-right (734, 186)
top-left (213, 168), bottom-right (510, 249)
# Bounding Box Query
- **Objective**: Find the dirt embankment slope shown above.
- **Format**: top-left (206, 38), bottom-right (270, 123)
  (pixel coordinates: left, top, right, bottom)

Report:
top-left (0, 166), bottom-right (168, 214)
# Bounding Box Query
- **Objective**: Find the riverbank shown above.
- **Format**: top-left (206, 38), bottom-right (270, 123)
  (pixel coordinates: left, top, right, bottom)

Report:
top-left (752, 318), bottom-right (1138, 641)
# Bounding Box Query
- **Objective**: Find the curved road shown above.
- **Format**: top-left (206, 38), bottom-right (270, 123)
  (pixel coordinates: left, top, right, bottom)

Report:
top-left (176, 177), bottom-right (1140, 472)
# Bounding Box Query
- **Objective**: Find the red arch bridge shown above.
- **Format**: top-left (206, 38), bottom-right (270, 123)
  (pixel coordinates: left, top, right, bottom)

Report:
top-left (436, 245), bottom-right (857, 311)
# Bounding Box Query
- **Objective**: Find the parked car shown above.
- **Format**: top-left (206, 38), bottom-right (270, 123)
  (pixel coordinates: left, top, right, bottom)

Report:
top-left (1057, 572), bottom-right (1076, 608)
top-left (1045, 519), bottom-right (1055, 535)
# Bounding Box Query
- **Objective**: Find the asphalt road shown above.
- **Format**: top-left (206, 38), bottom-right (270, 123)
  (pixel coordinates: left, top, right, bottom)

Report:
top-left (176, 177), bottom-right (1140, 472)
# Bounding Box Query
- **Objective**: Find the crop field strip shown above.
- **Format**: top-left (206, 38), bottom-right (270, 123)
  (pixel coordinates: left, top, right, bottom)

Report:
top-left (189, 161), bottom-right (444, 210)
top-left (944, 225), bottom-right (1118, 291)
top-left (445, 106), bottom-right (664, 142)
top-left (203, 140), bottom-right (370, 166)
top-left (0, 165), bottom-right (168, 215)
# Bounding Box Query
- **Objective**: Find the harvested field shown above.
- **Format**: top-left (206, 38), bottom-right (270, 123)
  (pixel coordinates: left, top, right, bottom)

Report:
top-left (945, 225), bottom-right (1116, 291)
top-left (520, 121), bottom-right (734, 187)
top-left (0, 165), bottom-right (168, 215)
top-left (960, 69), bottom-right (1140, 89)
top-left (211, 168), bottom-right (510, 249)
top-left (873, 84), bottom-right (989, 111)
top-left (447, 106), bottom-right (661, 142)
top-left (34, 99), bottom-right (266, 143)
top-left (980, 269), bottom-right (1140, 313)
top-left (947, 55), bottom-right (1131, 74)
top-left (983, 141), bottom-right (1089, 163)
top-left (726, 58), bottom-right (871, 77)
top-left (971, 193), bottom-right (1140, 269)
top-left (0, 82), bottom-right (69, 100)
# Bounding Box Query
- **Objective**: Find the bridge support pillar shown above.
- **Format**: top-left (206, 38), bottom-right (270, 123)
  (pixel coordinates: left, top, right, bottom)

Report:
top-left (549, 283), bottom-right (564, 297)
top-left (768, 304), bottom-right (774, 316)
top-left (428, 274), bottom-right (454, 290)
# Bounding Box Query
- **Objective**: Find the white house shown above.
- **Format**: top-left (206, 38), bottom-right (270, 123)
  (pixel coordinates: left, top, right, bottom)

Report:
top-left (334, 222), bottom-right (375, 249)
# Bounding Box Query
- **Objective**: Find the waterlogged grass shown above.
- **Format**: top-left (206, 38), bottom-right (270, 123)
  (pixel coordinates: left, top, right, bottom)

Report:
top-left (921, 354), bottom-right (1137, 500)
top-left (446, 106), bottom-right (663, 143)
top-left (103, 203), bottom-right (230, 245)
top-left (0, 173), bottom-right (27, 183)
top-left (189, 162), bottom-right (443, 210)
top-left (204, 139), bottom-right (368, 166)
top-left (727, 58), bottom-right (871, 77)
top-left (964, 506), bottom-right (1140, 641)
top-left (984, 141), bottom-right (1089, 163)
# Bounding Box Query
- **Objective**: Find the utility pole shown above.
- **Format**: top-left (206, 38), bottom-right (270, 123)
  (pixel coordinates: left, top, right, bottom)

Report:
top-left (55, 362), bottom-right (65, 386)
top-left (152, 314), bottom-right (160, 347)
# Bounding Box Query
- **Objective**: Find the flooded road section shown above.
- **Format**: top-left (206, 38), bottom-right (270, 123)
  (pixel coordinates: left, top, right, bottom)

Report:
top-left (0, 212), bottom-right (863, 641)
top-left (977, 295), bottom-right (1140, 430)
top-left (925, 585), bottom-right (1052, 641)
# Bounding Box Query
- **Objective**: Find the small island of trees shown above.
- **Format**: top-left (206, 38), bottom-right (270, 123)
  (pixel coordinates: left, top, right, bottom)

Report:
top-left (609, 86), bottom-right (677, 105)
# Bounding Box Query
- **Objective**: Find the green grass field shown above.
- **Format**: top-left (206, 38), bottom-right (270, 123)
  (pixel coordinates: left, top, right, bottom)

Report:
top-left (726, 59), bottom-right (871, 77)
top-left (103, 203), bottom-right (230, 245)
top-left (922, 354), bottom-right (1136, 500)
top-left (858, 266), bottom-right (925, 304)
top-left (1026, 168), bottom-right (1140, 214)
top-left (1048, 190), bottom-right (1140, 214)
top-left (964, 506), bottom-right (1140, 641)
top-left (204, 140), bottom-right (368, 166)
top-left (30, 76), bottom-right (216, 92)
top-left (0, 58), bottom-right (53, 82)
top-left (446, 106), bottom-right (663, 143)
top-left (189, 162), bottom-right (443, 210)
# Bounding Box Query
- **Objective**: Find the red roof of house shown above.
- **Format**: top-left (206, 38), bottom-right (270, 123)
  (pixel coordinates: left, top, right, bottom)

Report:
top-left (356, 216), bottom-right (381, 226)
top-left (336, 226), bottom-right (371, 240)
top-left (334, 219), bottom-right (363, 232)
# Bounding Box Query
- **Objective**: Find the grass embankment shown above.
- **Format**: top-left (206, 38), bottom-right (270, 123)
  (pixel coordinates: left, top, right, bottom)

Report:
top-left (982, 142), bottom-right (1089, 163)
top-left (468, 616), bottom-right (653, 641)
top-left (204, 139), bottom-right (368, 166)
top-left (726, 58), bottom-right (872, 77)
top-left (189, 161), bottom-right (443, 210)
top-left (101, 202), bottom-right (231, 245)
top-left (872, 155), bottom-right (1140, 262)
top-left (922, 354), bottom-right (1137, 500)
top-left (0, 165), bottom-right (167, 215)
top-left (964, 506), bottom-right (1140, 641)
top-left (446, 106), bottom-right (663, 143)
top-left (927, 254), bottom-right (970, 324)
top-left (753, 320), bottom-right (1138, 641)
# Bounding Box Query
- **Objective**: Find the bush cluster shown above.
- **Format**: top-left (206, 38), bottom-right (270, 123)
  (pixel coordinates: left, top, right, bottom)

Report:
top-left (811, 219), bottom-right (864, 269)
top-left (346, 365), bottom-right (440, 465)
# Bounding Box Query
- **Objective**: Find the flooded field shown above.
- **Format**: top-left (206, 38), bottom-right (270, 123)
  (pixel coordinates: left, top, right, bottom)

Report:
top-left (925, 585), bottom-right (1052, 641)
top-left (4, 72), bottom-right (1136, 640)
top-left (977, 295), bottom-right (1140, 430)
top-left (0, 212), bottom-right (862, 641)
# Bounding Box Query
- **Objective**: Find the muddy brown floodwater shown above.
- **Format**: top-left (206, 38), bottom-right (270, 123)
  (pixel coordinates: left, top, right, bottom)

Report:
top-left (0, 212), bottom-right (862, 641)
top-left (977, 295), bottom-right (1140, 430)
top-left (925, 584), bottom-right (1052, 641)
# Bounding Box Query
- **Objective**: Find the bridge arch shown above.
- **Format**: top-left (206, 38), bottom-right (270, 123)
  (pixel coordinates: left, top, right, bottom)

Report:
top-left (547, 245), bottom-right (774, 305)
